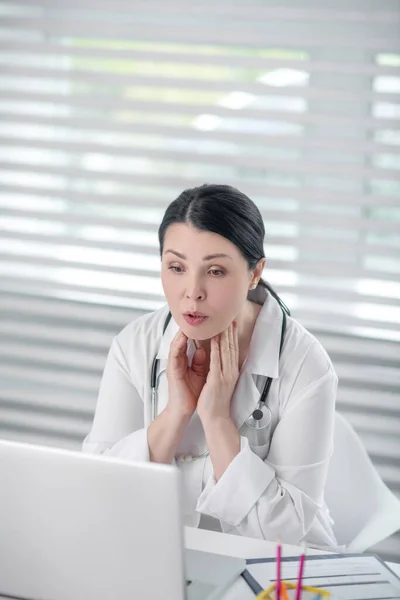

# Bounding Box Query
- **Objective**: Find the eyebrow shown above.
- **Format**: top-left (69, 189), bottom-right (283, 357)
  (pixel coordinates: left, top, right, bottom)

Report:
top-left (165, 250), bottom-right (232, 261)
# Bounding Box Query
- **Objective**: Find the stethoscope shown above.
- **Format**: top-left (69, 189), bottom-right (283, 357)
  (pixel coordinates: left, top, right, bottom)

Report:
top-left (150, 294), bottom-right (290, 438)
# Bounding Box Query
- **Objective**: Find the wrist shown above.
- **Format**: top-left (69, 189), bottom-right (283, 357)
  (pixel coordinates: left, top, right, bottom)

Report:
top-left (163, 404), bottom-right (193, 425)
top-left (201, 415), bottom-right (240, 481)
top-left (200, 413), bottom-right (232, 433)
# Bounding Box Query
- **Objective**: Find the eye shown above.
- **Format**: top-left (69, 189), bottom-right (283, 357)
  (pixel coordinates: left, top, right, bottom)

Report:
top-left (209, 269), bottom-right (224, 277)
top-left (168, 265), bottom-right (183, 273)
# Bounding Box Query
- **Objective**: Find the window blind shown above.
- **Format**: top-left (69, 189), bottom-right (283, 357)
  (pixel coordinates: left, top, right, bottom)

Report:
top-left (0, 0), bottom-right (399, 559)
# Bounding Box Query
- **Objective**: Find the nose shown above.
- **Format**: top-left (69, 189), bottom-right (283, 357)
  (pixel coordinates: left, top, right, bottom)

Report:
top-left (185, 277), bottom-right (205, 301)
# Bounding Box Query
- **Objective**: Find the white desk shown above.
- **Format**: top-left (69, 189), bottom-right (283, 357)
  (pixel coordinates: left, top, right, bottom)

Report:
top-left (0, 528), bottom-right (398, 599)
top-left (184, 527), bottom-right (400, 599)
top-left (0, 530), bottom-right (320, 600)
top-left (185, 527), bottom-right (325, 599)
top-left (185, 526), bottom-right (324, 560)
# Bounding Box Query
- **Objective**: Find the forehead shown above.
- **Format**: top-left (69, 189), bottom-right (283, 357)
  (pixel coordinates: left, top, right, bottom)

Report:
top-left (163, 223), bottom-right (236, 253)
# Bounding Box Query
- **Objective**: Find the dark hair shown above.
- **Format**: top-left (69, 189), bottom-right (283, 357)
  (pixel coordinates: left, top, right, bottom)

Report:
top-left (158, 184), bottom-right (289, 313)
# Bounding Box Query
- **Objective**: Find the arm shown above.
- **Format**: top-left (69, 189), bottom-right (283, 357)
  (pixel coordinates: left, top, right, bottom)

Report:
top-left (148, 326), bottom-right (208, 463)
top-left (147, 407), bottom-right (192, 464)
top-left (82, 336), bottom-right (149, 459)
top-left (196, 322), bottom-right (241, 479)
top-left (82, 336), bottom-right (186, 463)
top-left (83, 322), bottom-right (205, 464)
top-left (197, 345), bottom-right (337, 545)
top-left (202, 416), bottom-right (240, 481)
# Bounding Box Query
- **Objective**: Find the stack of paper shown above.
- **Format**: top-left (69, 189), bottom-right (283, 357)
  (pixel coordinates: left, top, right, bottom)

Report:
top-left (246, 553), bottom-right (400, 600)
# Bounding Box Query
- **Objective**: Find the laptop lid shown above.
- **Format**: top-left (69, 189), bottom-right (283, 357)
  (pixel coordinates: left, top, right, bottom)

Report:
top-left (0, 439), bottom-right (187, 600)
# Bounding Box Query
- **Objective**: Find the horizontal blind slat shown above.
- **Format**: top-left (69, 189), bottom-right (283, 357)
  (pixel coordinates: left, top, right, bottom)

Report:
top-left (0, 363), bottom-right (100, 391)
top-left (2, 203), bottom-right (400, 235)
top-left (1, 40), bottom-right (400, 76)
top-left (1, 387), bottom-right (95, 414)
top-left (1, 164), bottom-right (400, 214)
top-left (2, 67), bottom-right (399, 127)
top-left (4, 2), bottom-right (399, 23)
top-left (1, 112), bottom-right (399, 153)
top-left (1, 17), bottom-right (398, 49)
top-left (1, 182), bottom-right (399, 210)
top-left (1, 90), bottom-right (399, 134)
top-left (1, 136), bottom-right (400, 177)
top-left (0, 290), bottom-right (137, 325)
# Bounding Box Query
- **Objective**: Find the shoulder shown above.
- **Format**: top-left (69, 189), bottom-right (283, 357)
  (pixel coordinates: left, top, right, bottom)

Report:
top-left (115, 303), bottom-right (170, 359)
top-left (286, 317), bottom-right (335, 373)
top-left (108, 304), bottom-right (170, 392)
top-left (281, 315), bottom-right (338, 397)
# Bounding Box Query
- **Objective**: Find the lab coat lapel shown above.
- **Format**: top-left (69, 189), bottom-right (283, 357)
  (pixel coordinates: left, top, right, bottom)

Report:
top-left (156, 309), bottom-right (179, 360)
top-left (229, 289), bottom-right (284, 429)
top-left (230, 371), bottom-right (261, 430)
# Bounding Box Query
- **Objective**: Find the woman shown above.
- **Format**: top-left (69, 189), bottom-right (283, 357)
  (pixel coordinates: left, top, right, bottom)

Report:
top-left (83, 183), bottom-right (338, 548)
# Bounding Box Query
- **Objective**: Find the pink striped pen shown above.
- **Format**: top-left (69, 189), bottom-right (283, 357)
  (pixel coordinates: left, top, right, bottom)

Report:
top-left (295, 543), bottom-right (307, 600)
top-left (276, 540), bottom-right (282, 600)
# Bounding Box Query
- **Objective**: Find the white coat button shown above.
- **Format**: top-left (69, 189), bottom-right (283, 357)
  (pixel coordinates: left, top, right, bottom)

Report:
top-left (178, 454), bottom-right (192, 462)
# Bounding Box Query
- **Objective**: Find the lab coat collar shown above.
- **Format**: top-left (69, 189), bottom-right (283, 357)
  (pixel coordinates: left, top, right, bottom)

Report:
top-left (156, 310), bottom-right (179, 361)
top-left (156, 285), bottom-right (283, 380)
top-left (243, 285), bottom-right (283, 379)
top-left (229, 286), bottom-right (285, 430)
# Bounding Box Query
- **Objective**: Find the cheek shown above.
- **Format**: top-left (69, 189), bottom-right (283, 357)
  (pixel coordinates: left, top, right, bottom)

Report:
top-left (208, 281), bottom-right (246, 327)
top-left (161, 271), bottom-right (177, 297)
top-left (161, 272), bottom-right (185, 324)
top-left (212, 277), bottom-right (246, 308)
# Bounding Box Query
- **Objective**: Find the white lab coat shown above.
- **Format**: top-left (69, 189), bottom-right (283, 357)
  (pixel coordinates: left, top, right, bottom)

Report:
top-left (82, 286), bottom-right (339, 549)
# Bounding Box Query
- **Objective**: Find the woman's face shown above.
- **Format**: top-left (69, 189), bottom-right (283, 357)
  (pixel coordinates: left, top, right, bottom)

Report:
top-left (161, 223), bottom-right (256, 340)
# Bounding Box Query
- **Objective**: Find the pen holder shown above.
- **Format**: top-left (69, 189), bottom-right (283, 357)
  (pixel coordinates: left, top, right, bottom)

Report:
top-left (256, 581), bottom-right (331, 600)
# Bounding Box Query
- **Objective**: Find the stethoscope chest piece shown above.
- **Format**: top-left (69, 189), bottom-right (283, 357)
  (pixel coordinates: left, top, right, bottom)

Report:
top-left (245, 404), bottom-right (272, 430)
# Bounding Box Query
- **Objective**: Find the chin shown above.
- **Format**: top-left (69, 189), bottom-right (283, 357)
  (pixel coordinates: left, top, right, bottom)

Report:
top-left (183, 323), bottom-right (226, 342)
top-left (181, 327), bottom-right (210, 341)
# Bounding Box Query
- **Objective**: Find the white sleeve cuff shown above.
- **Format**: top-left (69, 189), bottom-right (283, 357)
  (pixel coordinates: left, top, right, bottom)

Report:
top-left (83, 427), bottom-right (177, 466)
top-left (196, 436), bottom-right (275, 527)
top-left (83, 428), bottom-right (149, 461)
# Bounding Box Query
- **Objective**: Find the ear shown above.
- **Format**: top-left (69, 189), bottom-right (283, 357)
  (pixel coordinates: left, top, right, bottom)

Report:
top-left (249, 258), bottom-right (266, 289)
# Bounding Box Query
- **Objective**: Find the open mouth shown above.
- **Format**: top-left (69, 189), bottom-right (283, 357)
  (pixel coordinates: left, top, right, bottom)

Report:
top-left (183, 313), bottom-right (208, 325)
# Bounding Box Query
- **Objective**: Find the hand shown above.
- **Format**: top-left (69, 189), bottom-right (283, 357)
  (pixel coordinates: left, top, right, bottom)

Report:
top-left (196, 321), bottom-right (240, 424)
top-left (166, 329), bottom-right (207, 418)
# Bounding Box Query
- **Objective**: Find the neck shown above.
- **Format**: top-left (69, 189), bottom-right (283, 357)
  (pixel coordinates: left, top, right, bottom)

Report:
top-left (194, 300), bottom-right (261, 370)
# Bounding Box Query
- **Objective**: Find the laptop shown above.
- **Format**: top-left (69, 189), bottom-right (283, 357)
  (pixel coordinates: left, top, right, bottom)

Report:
top-left (0, 439), bottom-right (245, 600)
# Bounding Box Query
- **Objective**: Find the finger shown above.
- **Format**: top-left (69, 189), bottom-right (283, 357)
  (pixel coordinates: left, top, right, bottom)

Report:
top-left (191, 346), bottom-right (207, 377)
top-left (170, 330), bottom-right (187, 357)
top-left (227, 321), bottom-right (235, 371)
top-left (210, 335), bottom-right (221, 376)
top-left (233, 320), bottom-right (239, 371)
top-left (168, 330), bottom-right (188, 374)
top-left (219, 328), bottom-right (229, 374)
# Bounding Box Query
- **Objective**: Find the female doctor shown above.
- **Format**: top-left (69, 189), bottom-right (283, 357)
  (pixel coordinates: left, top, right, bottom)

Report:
top-left (83, 183), bottom-right (338, 549)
